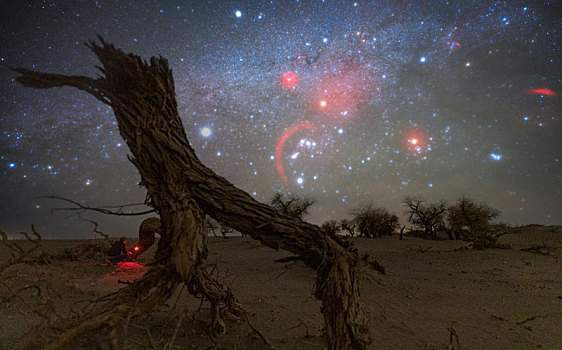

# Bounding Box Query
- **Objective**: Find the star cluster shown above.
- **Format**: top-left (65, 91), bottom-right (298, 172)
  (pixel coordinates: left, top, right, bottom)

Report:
top-left (0, 0), bottom-right (560, 237)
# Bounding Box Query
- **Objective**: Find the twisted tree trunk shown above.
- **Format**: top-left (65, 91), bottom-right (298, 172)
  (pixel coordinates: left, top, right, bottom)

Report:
top-left (14, 37), bottom-right (371, 349)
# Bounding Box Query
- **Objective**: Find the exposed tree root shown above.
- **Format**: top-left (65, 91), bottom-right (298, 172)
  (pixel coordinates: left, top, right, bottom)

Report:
top-left (44, 263), bottom-right (247, 350)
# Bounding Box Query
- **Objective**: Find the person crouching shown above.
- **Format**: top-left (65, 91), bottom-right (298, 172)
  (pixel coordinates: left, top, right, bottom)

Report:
top-left (107, 237), bottom-right (128, 264)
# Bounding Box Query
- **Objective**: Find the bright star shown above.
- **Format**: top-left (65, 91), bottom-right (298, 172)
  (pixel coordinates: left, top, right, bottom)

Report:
top-left (200, 127), bottom-right (212, 138)
top-left (235, 10), bottom-right (242, 18)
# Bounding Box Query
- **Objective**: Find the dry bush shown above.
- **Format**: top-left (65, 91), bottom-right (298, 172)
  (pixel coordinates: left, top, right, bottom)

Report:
top-left (403, 197), bottom-right (447, 240)
top-left (321, 220), bottom-right (341, 237)
top-left (446, 197), bottom-right (500, 241)
top-left (66, 240), bottom-right (110, 261)
top-left (350, 203), bottom-right (399, 238)
top-left (339, 219), bottom-right (356, 237)
top-left (520, 244), bottom-right (554, 255)
top-left (269, 193), bottom-right (316, 219)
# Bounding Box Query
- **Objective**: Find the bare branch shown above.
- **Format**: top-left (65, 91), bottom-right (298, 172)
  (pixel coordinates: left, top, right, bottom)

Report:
top-left (0, 226), bottom-right (42, 273)
top-left (78, 216), bottom-right (112, 244)
top-left (40, 195), bottom-right (155, 216)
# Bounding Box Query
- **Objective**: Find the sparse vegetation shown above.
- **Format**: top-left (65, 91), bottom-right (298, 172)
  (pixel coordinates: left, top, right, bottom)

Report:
top-left (321, 220), bottom-right (341, 237)
top-left (401, 196), bottom-right (508, 248)
top-left (349, 203), bottom-right (399, 238)
top-left (269, 193), bottom-right (316, 219)
top-left (403, 197), bottom-right (447, 240)
top-left (446, 197), bottom-right (500, 241)
top-left (520, 244), bottom-right (554, 255)
top-left (339, 218), bottom-right (356, 237)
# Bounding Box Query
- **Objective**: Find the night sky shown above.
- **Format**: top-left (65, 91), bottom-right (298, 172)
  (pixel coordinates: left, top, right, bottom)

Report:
top-left (1, 1), bottom-right (560, 238)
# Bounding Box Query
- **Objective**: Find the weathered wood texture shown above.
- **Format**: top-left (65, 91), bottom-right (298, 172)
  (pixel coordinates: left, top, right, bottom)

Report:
top-left (14, 38), bottom-right (371, 349)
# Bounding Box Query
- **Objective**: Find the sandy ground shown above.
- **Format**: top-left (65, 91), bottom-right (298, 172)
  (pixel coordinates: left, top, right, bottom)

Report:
top-left (1, 225), bottom-right (561, 349)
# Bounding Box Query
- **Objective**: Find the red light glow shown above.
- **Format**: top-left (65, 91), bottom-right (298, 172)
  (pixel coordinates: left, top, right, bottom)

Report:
top-left (526, 88), bottom-right (556, 96)
top-left (404, 130), bottom-right (429, 155)
top-left (117, 261), bottom-right (144, 269)
top-left (134, 246), bottom-right (139, 251)
top-left (281, 72), bottom-right (299, 89)
top-left (275, 122), bottom-right (319, 184)
top-left (310, 60), bottom-right (372, 122)
top-left (446, 41), bottom-right (462, 51)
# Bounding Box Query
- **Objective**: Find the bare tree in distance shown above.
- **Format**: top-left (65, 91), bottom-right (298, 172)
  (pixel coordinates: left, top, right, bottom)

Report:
top-left (13, 38), bottom-right (371, 349)
top-left (349, 203), bottom-right (399, 238)
top-left (447, 196), bottom-right (500, 241)
top-left (321, 220), bottom-right (341, 237)
top-left (403, 196), bottom-right (447, 240)
top-left (269, 193), bottom-right (316, 220)
top-left (340, 218), bottom-right (357, 237)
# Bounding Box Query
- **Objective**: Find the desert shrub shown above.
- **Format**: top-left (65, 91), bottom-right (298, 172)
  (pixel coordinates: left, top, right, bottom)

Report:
top-left (70, 241), bottom-right (109, 261)
top-left (219, 225), bottom-right (234, 238)
top-left (339, 219), bottom-right (356, 237)
top-left (471, 234), bottom-right (510, 250)
top-left (520, 244), bottom-right (553, 255)
top-left (446, 197), bottom-right (500, 240)
top-left (321, 220), bottom-right (341, 237)
top-left (349, 203), bottom-right (399, 238)
top-left (206, 217), bottom-right (243, 238)
top-left (403, 197), bottom-right (447, 240)
top-left (37, 251), bottom-right (53, 265)
top-left (270, 193), bottom-right (316, 219)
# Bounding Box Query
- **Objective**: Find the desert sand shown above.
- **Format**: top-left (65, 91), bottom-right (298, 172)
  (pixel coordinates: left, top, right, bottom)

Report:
top-left (1, 225), bottom-right (561, 349)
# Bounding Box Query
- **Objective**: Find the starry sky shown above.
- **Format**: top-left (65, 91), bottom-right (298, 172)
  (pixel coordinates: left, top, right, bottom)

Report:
top-left (1, 0), bottom-right (560, 238)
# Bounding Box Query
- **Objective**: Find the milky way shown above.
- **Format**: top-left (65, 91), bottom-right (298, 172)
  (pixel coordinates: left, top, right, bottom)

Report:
top-left (1, 0), bottom-right (560, 238)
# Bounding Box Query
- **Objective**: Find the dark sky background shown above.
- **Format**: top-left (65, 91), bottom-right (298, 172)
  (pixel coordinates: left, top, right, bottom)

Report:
top-left (1, 0), bottom-right (560, 239)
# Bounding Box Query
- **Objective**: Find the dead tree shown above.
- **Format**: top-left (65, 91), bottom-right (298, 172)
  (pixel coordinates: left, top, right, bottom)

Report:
top-left (270, 193), bottom-right (316, 219)
top-left (14, 38), bottom-right (371, 349)
top-left (404, 196), bottom-right (446, 240)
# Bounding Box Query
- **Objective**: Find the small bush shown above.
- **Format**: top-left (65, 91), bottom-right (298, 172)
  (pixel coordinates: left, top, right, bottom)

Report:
top-left (447, 197), bottom-right (500, 240)
top-left (339, 219), bottom-right (356, 237)
top-left (270, 193), bottom-right (316, 219)
top-left (321, 220), bottom-right (341, 237)
top-left (521, 244), bottom-right (554, 255)
top-left (37, 251), bottom-right (53, 265)
top-left (349, 203), bottom-right (399, 238)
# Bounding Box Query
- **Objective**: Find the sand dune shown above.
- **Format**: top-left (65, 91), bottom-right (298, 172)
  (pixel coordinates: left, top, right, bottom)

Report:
top-left (1, 225), bottom-right (560, 349)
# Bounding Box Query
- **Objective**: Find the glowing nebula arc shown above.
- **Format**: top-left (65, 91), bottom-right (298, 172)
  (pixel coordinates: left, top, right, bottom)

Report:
top-left (526, 88), bottom-right (557, 96)
top-left (275, 121), bottom-right (319, 184)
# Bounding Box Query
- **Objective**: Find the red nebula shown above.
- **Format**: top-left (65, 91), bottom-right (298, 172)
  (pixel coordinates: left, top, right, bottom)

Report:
top-left (281, 72), bottom-right (299, 89)
top-left (275, 122), bottom-right (319, 184)
top-left (404, 129), bottom-right (428, 155)
top-left (525, 88), bottom-right (556, 96)
top-left (446, 41), bottom-right (462, 51)
top-left (310, 59), bottom-right (372, 122)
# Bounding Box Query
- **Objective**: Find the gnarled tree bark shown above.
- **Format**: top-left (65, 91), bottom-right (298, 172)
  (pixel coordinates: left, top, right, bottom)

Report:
top-left (14, 37), bottom-right (371, 349)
